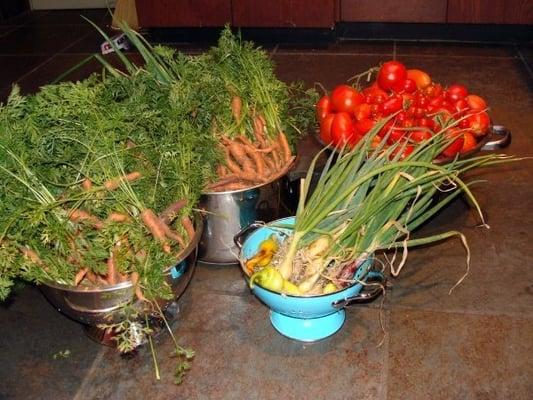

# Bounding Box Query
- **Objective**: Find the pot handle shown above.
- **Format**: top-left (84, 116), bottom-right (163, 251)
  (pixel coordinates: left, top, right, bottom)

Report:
top-left (481, 125), bottom-right (511, 151)
top-left (331, 271), bottom-right (386, 309)
top-left (233, 221), bottom-right (265, 250)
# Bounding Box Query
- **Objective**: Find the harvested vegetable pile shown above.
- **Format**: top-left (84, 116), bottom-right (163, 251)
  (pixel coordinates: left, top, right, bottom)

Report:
top-left (97, 24), bottom-right (317, 192)
top-left (0, 23), bottom-right (317, 383)
top-left (317, 61), bottom-right (491, 160)
top-left (243, 118), bottom-right (521, 296)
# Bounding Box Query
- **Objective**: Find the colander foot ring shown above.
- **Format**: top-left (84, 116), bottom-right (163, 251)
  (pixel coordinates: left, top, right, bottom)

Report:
top-left (269, 309), bottom-right (346, 342)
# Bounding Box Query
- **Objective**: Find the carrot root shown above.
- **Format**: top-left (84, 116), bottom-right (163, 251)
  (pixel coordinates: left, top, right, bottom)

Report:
top-left (181, 216), bottom-right (195, 241)
top-left (160, 199), bottom-right (188, 225)
top-left (74, 268), bottom-right (88, 286)
top-left (104, 171), bottom-right (142, 191)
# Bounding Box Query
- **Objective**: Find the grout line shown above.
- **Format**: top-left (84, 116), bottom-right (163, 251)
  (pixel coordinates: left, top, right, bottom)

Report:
top-left (72, 348), bottom-right (107, 400)
top-left (368, 302), bottom-right (533, 320)
top-left (379, 309), bottom-right (391, 400)
top-left (516, 47), bottom-right (533, 81)
top-left (11, 30), bottom-right (93, 88)
top-left (271, 50), bottom-right (513, 59)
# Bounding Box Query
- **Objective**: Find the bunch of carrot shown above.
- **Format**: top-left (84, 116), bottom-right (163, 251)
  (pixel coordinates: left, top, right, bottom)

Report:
top-left (20, 171), bottom-right (195, 302)
top-left (206, 97), bottom-right (297, 192)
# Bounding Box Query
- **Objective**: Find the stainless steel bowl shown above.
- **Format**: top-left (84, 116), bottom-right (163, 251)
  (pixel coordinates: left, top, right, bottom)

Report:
top-left (39, 216), bottom-right (203, 326)
top-left (198, 172), bottom-right (293, 265)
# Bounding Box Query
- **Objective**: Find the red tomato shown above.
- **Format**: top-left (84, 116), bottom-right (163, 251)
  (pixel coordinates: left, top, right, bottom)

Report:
top-left (467, 112), bottom-right (490, 137)
top-left (441, 128), bottom-right (465, 158)
top-left (388, 128), bottom-right (406, 144)
top-left (391, 144), bottom-right (415, 159)
top-left (377, 61), bottom-right (407, 91)
top-left (461, 131), bottom-right (478, 153)
top-left (378, 120), bottom-right (394, 137)
top-left (353, 103), bottom-right (372, 121)
top-left (465, 94), bottom-right (487, 110)
top-left (396, 111), bottom-right (409, 122)
top-left (331, 112), bottom-right (357, 145)
top-left (447, 84), bottom-right (469, 101)
top-left (424, 83), bottom-right (443, 98)
top-left (316, 95), bottom-right (332, 123)
top-left (382, 95), bottom-right (403, 115)
top-left (407, 69), bottom-right (432, 89)
top-left (453, 98), bottom-right (470, 116)
top-left (401, 118), bottom-right (415, 128)
top-left (409, 129), bottom-right (432, 143)
top-left (415, 94), bottom-right (429, 108)
top-left (354, 118), bottom-right (376, 135)
top-left (401, 78), bottom-right (417, 93)
top-left (331, 85), bottom-right (363, 113)
top-left (363, 87), bottom-right (388, 104)
top-left (417, 117), bottom-right (435, 131)
top-left (319, 113), bottom-right (335, 144)
top-left (428, 96), bottom-right (443, 108)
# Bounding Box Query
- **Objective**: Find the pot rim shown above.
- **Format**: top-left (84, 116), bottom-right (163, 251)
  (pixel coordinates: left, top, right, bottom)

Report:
top-left (41, 214), bottom-right (204, 293)
top-left (238, 216), bottom-right (374, 300)
top-left (202, 159), bottom-right (296, 195)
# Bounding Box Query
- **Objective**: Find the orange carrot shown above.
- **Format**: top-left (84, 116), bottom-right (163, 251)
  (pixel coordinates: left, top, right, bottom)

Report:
top-left (160, 199), bottom-right (188, 225)
top-left (181, 216), bottom-right (195, 241)
top-left (69, 209), bottom-right (104, 229)
top-left (268, 156), bottom-right (296, 182)
top-left (278, 132), bottom-right (292, 163)
top-left (163, 225), bottom-right (186, 248)
top-left (206, 175), bottom-right (239, 190)
top-left (74, 268), bottom-right (88, 286)
top-left (106, 212), bottom-right (131, 224)
top-left (231, 96), bottom-right (242, 122)
top-left (216, 164), bottom-right (229, 177)
top-left (243, 145), bottom-right (267, 181)
top-left (118, 273), bottom-right (129, 283)
top-left (19, 247), bottom-right (43, 267)
top-left (103, 171), bottom-right (142, 191)
top-left (140, 209), bottom-right (167, 242)
top-left (81, 178), bottom-right (92, 191)
top-left (253, 117), bottom-right (267, 148)
top-left (270, 142), bottom-right (282, 170)
top-left (213, 182), bottom-right (250, 192)
top-left (86, 270), bottom-right (97, 284)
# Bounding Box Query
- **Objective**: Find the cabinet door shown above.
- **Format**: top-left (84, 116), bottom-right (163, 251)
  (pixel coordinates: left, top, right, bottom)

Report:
top-left (447, 0), bottom-right (533, 24)
top-left (341, 0), bottom-right (447, 23)
top-left (136, 0), bottom-right (232, 27)
top-left (232, 0), bottom-right (335, 27)
top-left (232, 0), bottom-right (291, 27)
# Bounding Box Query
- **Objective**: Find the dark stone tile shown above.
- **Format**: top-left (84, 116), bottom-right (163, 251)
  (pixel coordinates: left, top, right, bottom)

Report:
top-left (75, 289), bottom-right (388, 399)
top-left (0, 10), bottom-right (48, 26)
top-left (387, 310), bottom-right (533, 399)
top-left (0, 55), bottom-right (48, 89)
top-left (0, 24), bottom-right (92, 55)
top-left (272, 53), bottom-right (385, 90)
top-left (277, 40), bottom-right (394, 55)
top-left (26, 9), bottom-right (112, 27)
top-left (396, 41), bottom-right (517, 58)
top-left (14, 53), bottom-right (144, 96)
top-left (0, 285), bottom-right (104, 400)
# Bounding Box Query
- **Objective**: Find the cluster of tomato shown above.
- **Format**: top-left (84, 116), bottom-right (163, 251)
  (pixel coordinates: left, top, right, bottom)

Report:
top-left (316, 60), bottom-right (491, 159)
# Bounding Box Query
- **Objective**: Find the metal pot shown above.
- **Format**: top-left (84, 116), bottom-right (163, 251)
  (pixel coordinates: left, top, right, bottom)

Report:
top-left (39, 216), bottom-right (203, 326)
top-left (198, 174), bottom-right (293, 264)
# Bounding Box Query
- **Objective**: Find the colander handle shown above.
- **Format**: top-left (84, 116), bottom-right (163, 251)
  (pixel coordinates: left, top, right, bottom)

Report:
top-left (481, 125), bottom-right (511, 151)
top-left (331, 271), bottom-right (385, 309)
top-left (233, 221), bottom-right (265, 250)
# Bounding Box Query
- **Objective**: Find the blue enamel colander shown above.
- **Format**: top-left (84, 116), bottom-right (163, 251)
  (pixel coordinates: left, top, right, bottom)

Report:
top-left (234, 217), bottom-right (385, 342)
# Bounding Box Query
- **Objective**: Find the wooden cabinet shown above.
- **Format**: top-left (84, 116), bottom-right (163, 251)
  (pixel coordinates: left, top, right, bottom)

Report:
top-left (136, 0), bottom-right (232, 27)
top-left (232, 0), bottom-right (334, 28)
top-left (136, 0), bottom-right (532, 27)
top-left (340, 0), bottom-right (447, 23)
top-left (447, 0), bottom-right (533, 24)
top-left (137, 0), bottom-right (335, 28)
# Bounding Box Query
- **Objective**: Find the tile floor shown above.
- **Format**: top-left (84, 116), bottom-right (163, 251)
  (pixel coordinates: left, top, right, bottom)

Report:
top-left (0, 9), bottom-right (532, 400)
